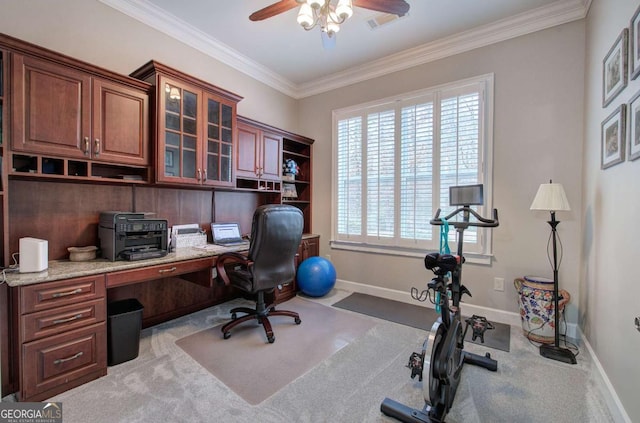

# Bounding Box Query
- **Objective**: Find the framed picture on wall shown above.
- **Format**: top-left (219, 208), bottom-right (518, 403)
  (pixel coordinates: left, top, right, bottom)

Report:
top-left (628, 89), bottom-right (640, 160)
top-left (631, 4), bottom-right (640, 80)
top-left (603, 28), bottom-right (628, 107)
top-left (601, 104), bottom-right (626, 169)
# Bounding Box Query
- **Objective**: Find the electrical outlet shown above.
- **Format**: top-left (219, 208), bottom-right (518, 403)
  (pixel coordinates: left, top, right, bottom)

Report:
top-left (325, 254), bottom-right (331, 261)
top-left (494, 277), bottom-right (504, 291)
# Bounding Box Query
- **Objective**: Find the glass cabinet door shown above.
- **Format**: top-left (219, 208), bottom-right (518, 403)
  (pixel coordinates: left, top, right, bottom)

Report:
top-left (161, 77), bottom-right (201, 183)
top-left (203, 93), bottom-right (234, 186)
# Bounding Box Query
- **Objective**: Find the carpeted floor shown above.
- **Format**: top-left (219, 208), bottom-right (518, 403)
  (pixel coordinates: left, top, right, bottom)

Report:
top-left (43, 289), bottom-right (614, 423)
top-left (175, 297), bottom-right (375, 405)
top-left (332, 292), bottom-right (511, 352)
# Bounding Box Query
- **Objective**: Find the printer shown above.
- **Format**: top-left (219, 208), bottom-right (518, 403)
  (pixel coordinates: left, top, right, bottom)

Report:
top-left (99, 212), bottom-right (168, 261)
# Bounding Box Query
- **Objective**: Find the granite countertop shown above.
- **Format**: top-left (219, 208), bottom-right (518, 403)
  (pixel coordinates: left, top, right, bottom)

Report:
top-left (4, 234), bottom-right (319, 288)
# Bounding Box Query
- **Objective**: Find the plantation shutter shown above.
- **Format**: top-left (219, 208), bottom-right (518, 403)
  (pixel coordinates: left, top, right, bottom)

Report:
top-left (367, 110), bottom-right (395, 239)
top-left (400, 102), bottom-right (434, 241)
top-left (333, 75), bottom-right (491, 255)
top-left (439, 89), bottom-right (482, 244)
top-left (337, 116), bottom-right (363, 237)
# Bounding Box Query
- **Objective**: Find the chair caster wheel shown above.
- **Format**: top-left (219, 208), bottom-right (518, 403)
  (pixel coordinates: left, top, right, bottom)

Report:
top-left (268, 336), bottom-right (275, 343)
top-left (295, 317), bottom-right (301, 324)
top-left (223, 332), bottom-right (231, 339)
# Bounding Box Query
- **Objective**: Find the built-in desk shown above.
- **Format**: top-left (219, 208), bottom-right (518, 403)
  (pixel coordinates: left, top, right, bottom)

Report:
top-left (4, 235), bottom-right (319, 402)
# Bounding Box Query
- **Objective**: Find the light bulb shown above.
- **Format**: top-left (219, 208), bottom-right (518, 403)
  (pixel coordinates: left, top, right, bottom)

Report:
top-left (297, 2), bottom-right (314, 28)
top-left (335, 0), bottom-right (352, 20)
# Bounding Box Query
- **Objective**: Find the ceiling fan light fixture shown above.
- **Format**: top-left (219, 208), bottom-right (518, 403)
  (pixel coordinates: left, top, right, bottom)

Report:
top-left (326, 18), bottom-right (340, 35)
top-left (308, 0), bottom-right (325, 9)
top-left (335, 0), bottom-right (353, 20)
top-left (297, 2), bottom-right (314, 28)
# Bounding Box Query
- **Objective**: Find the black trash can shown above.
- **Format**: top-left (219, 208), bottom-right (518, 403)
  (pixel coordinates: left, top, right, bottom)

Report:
top-left (107, 298), bottom-right (144, 366)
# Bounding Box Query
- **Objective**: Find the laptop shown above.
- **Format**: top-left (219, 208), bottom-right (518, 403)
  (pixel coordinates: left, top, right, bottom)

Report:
top-left (211, 222), bottom-right (249, 246)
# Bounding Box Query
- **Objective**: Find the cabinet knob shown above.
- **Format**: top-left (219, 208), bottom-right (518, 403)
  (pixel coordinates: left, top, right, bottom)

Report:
top-left (83, 137), bottom-right (90, 155)
top-left (94, 138), bottom-right (100, 155)
top-left (197, 169), bottom-right (202, 181)
top-left (203, 169), bottom-right (207, 181)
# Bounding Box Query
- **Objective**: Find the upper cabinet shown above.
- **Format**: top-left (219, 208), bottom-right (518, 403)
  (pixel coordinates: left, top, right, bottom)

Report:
top-left (237, 117), bottom-right (282, 190)
top-left (237, 116), bottom-right (314, 233)
top-left (11, 54), bottom-right (149, 166)
top-left (131, 61), bottom-right (242, 188)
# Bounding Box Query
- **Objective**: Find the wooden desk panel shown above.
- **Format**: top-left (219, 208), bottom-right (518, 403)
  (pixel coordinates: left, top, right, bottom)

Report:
top-left (106, 257), bottom-right (213, 288)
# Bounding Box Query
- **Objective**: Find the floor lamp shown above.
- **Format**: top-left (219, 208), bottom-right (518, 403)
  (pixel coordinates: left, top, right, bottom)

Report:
top-left (530, 180), bottom-right (577, 364)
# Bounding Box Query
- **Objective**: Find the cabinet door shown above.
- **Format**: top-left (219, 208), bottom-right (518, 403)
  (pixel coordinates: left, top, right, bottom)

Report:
top-left (260, 132), bottom-right (282, 181)
top-left (202, 93), bottom-right (234, 187)
top-left (11, 54), bottom-right (91, 158)
top-left (157, 76), bottom-right (203, 185)
top-left (92, 78), bottom-right (149, 166)
top-left (236, 122), bottom-right (260, 179)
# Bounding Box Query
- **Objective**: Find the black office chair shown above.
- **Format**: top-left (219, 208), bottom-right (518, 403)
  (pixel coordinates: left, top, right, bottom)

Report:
top-left (216, 204), bottom-right (304, 343)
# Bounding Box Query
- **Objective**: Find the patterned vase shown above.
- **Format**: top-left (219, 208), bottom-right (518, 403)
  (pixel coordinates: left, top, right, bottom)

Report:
top-left (514, 275), bottom-right (570, 344)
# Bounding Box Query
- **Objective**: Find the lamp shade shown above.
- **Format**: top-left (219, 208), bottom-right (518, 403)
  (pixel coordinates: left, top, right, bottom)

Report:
top-left (530, 182), bottom-right (571, 212)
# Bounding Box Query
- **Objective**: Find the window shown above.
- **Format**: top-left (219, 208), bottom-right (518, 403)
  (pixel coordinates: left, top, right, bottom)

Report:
top-left (332, 74), bottom-right (494, 260)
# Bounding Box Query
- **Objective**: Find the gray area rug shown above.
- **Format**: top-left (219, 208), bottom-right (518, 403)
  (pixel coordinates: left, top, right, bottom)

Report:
top-left (333, 292), bottom-right (511, 352)
top-left (175, 296), bottom-right (375, 405)
top-left (47, 291), bottom-right (614, 423)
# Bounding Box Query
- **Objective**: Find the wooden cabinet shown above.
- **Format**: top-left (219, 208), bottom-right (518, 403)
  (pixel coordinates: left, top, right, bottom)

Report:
top-left (16, 275), bottom-right (107, 401)
top-left (11, 54), bottom-right (149, 166)
top-left (0, 46), bottom-right (12, 396)
top-left (131, 61), bottom-right (242, 187)
top-left (235, 116), bottom-right (314, 233)
top-left (281, 136), bottom-right (313, 234)
top-left (269, 235), bottom-right (320, 304)
top-left (237, 118), bottom-right (282, 187)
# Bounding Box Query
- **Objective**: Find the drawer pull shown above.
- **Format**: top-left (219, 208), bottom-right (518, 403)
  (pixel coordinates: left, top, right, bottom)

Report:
top-left (53, 351), bottom-right (83, 365)
top-left (52, 288), bottom-right (83, 298)
top-left (52, 313), bottom-right (84, 325)
top-left (158, 266), bottom-right (177, 274)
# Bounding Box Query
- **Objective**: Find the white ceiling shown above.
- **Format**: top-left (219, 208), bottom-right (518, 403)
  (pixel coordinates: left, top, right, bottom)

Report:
top-left (99, 0), bottom-right (589, 98)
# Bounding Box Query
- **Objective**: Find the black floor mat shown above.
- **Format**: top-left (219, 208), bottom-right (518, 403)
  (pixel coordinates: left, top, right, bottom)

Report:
top-left (333, 292), bottom-right (510, 352)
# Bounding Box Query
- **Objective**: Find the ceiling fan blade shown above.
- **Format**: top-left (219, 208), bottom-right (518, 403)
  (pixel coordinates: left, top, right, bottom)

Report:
top-left (353, 0), bottom-right (410, 17)
top-left (249, 0), bottom-right (300, 21)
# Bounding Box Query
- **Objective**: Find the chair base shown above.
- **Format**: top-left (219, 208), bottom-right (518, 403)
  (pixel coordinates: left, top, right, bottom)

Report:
top-left (221, 294), bottom-right (301, 343)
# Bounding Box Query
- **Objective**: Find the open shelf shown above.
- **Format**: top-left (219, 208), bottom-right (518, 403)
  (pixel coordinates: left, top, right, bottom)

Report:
top-left (11, 153), bottom-right (149, 183)
top-left (235, 177), bottom-right (281, 192)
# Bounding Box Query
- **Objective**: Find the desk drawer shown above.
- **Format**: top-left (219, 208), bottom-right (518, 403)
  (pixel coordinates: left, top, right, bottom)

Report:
top-left (21, 323), bottom-right (107, 401)
top-left (21, 275), bottom-right (106, 314)
top-left (107, 257), bottom-right (213, 288)
top-left (22, 299), bottom-right (106, 343)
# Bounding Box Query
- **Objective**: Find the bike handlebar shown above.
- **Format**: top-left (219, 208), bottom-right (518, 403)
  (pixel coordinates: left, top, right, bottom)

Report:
top-left (430, 207), bottom-right (499, 228)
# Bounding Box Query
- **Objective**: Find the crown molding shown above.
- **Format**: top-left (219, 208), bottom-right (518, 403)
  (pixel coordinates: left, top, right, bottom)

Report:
top-left (100, 0), bottom-right (589, 100)
top-left (296, 0), bottom-right (590, 97)
top-left (98, 0), bottom-right (298, 97)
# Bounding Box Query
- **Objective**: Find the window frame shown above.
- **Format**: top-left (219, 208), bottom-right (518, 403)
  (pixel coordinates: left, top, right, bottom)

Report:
top-left (330, 74), bottom-right (495, 264)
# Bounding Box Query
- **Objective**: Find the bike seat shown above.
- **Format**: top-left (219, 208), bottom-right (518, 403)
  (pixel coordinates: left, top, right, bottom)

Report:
top-left (424, 252), bottom-right (459, 275)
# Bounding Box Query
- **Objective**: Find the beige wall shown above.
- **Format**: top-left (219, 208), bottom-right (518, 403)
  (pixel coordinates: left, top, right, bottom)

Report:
top-left (0, 0), bottom-right (299, 132)
top-left (300, 21), bottom-right (586, 323)
top-left (583, 1), bottom-right (640, 421)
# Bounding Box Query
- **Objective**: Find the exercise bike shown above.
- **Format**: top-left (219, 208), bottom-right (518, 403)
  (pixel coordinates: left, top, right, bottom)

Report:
top-left (381, 184), bottom-right (499, 423)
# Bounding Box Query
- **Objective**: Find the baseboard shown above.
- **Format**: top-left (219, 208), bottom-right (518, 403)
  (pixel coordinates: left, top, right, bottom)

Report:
top-left (335, 279), bottom-right (577, 340)
top-left (578, 328), bottom-right (632, 423)
top-left (335, 279), bottom-right (625, 421)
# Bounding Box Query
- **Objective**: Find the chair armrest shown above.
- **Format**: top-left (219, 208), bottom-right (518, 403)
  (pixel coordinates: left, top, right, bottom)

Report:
top-left (216, 252), bottom-right (253, 286)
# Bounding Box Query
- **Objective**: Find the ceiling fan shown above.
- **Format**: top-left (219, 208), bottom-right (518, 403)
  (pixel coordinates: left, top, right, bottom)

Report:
top-left (249, 0), bottom-right (410, 22)
top-left (249, 0), bottom-right (411, 48)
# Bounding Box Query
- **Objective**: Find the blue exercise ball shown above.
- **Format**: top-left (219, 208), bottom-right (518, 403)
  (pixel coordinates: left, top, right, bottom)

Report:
top-left (297, 256), bottom-right (336, 297)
